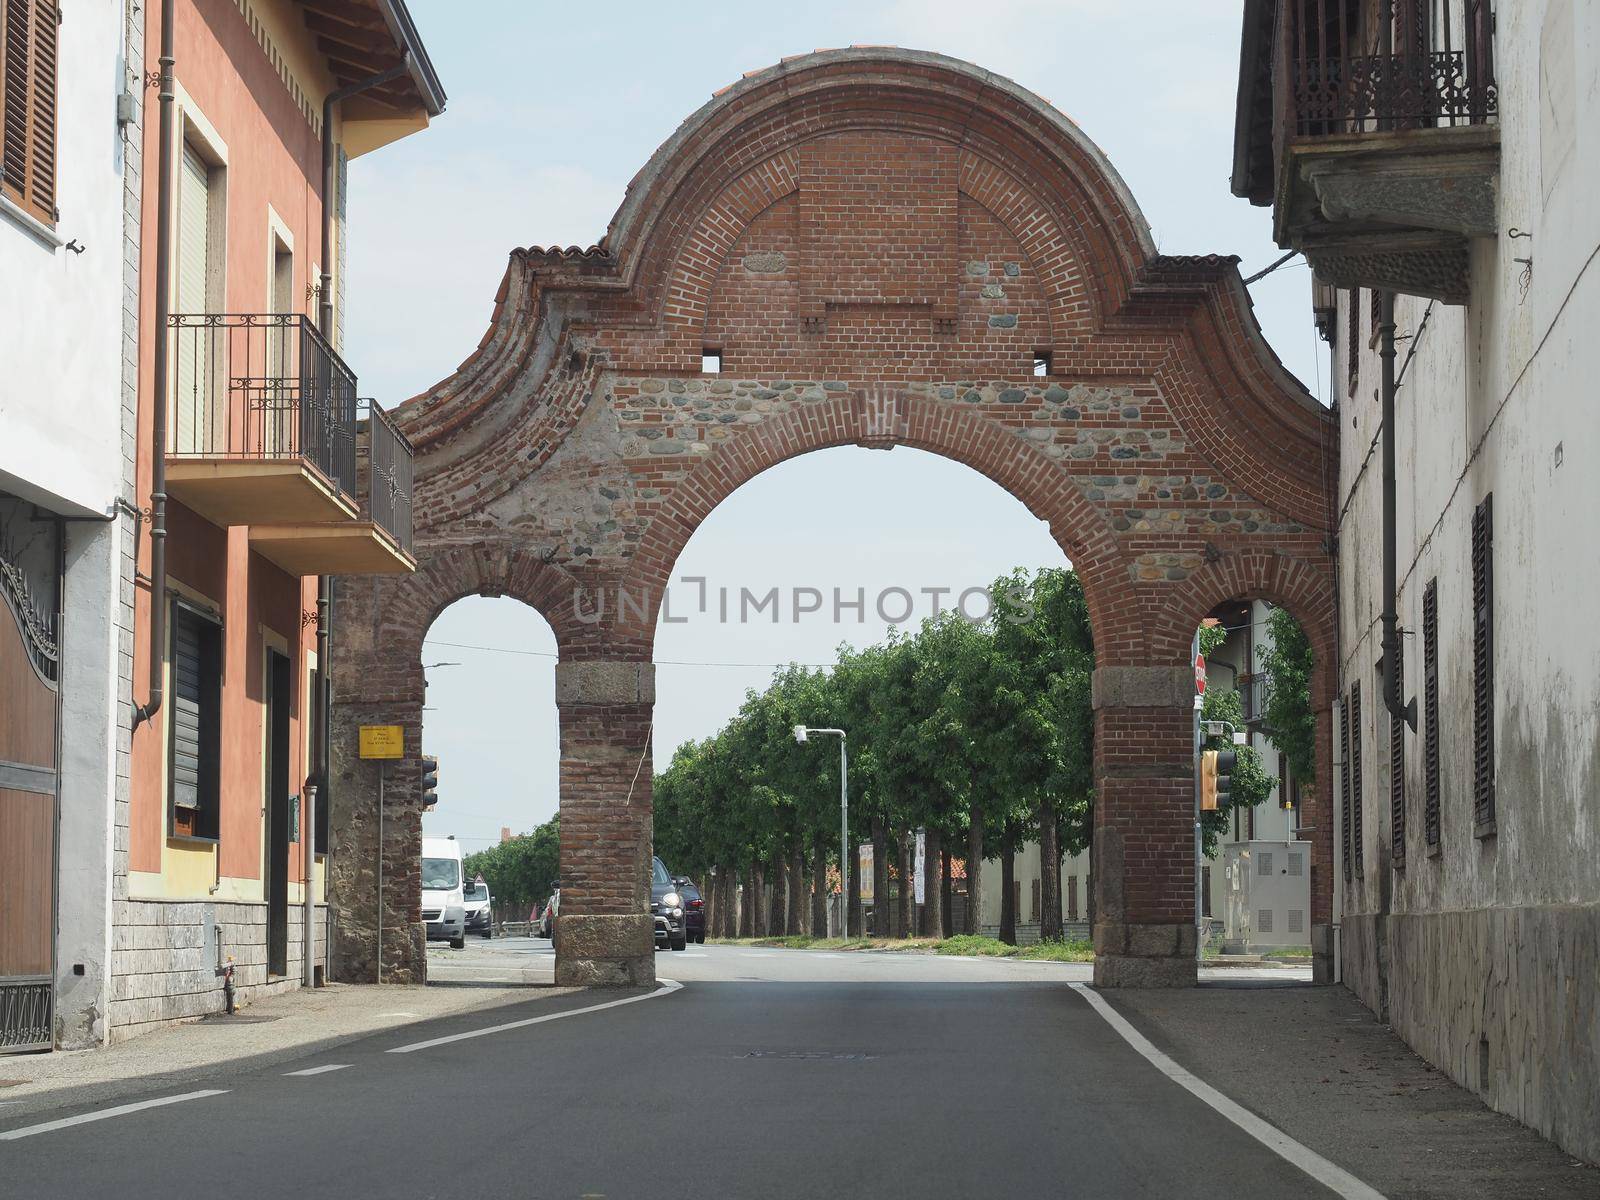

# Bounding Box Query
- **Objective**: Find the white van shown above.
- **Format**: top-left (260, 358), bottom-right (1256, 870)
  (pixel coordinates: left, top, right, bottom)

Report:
top-left (462, 875), bottom-right (493, 938)
top-left (421, 835), bottom-right (465, 949)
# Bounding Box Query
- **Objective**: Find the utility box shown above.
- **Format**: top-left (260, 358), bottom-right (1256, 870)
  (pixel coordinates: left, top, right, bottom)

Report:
top-left (1221, 840), bottom-right (1311, 951)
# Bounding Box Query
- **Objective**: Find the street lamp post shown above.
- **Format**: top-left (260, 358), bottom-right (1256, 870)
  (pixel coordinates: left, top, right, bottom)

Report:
top-left (795, 725), bottom-right (848, 935)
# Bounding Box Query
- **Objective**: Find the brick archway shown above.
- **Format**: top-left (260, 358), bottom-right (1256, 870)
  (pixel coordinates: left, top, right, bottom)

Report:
top-left (330, 48), bottom-right (1338, 988)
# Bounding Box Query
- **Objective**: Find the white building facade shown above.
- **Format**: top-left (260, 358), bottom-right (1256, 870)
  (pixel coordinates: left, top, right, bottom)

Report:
top-left (1202, 599), bottom-right (1313, 951)
top-left (972, 842), bottom-right (1092, 944)
top-left (1233, 0), bottom-right (1600, 1164)
top-left (1, 0), bottom-right (144, 1050)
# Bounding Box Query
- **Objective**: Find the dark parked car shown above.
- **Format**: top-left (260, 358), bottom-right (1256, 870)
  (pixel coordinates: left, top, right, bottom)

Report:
top-left (674, 876), bottom-right (705, 944)
top-left (651, 856), bottom-right (687, 952)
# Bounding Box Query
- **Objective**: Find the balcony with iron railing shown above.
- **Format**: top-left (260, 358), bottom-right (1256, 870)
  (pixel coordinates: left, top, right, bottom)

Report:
top-left (164, 314), bottom-right (415, 575)
top-left (1240, 674), bottom-right (1271, 727)
top-left (1257, 3), bottom-right (1501, 304)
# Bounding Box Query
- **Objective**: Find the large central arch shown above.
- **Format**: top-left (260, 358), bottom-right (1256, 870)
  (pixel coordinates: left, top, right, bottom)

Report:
top-left (328, 49), bottom-right (1338, 988)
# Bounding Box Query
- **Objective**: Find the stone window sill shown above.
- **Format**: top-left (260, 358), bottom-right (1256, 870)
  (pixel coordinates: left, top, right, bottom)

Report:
top-left (0, 195), bottom-right (64, 249)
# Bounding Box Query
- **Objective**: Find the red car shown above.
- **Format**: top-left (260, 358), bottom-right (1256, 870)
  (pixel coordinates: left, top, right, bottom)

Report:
top-left (673, 876), bottom-right (706, 944)
top-left (534, 887), bottom-right (559, 939)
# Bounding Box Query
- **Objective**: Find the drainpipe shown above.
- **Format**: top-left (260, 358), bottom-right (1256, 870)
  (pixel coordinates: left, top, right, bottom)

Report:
top-left (1376, 289), bottom-right (1414, 1024)
top-left (133, 0), bottom-right (175, 731)
top-left (1378, 291), bottom-right (1416, 734)
top-left (303, 60), bottom-right (409, 988)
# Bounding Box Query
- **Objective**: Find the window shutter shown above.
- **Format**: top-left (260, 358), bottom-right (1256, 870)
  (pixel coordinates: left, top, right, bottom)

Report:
top-left (1423, 579), bottom-right (1441, 849)
top-left (170, 610), bottom-right (204, 811)
top-left (1390, 648), bottom-right (1406, 867)
top-left (2, 0), bottom-right (33, 208)
top-left (1472, 495), bottom-right (1495, 832)
top-left (1345, 289), bottom-right (1361, 396)
top-left (24, 0), bottom-right (51, 222)
top-left (1030, 879), bottom-right (1040, 923)
top-left (1341, 693), bottom-right (1353, 882)
top-left (0, 0), bottom-right (57, 225)
top-left (173, 142), bottom-right (212, 453)
top-left (169, 603), bottom-right (221, 837)
top-left (1351, 681), bottom-right (1363, 877)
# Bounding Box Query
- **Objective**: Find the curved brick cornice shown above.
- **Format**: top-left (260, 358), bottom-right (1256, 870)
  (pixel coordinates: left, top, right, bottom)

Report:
top-left (587, 48), bottom-right (1158, 293)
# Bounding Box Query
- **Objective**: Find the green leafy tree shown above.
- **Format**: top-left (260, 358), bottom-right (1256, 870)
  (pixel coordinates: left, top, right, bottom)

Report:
top-left (463, 814), bottom-right (560, 921)
top-left (1259, 606), bottom-right (1316, 787)
top-left (1199, 685), bottom-right (1274, 855)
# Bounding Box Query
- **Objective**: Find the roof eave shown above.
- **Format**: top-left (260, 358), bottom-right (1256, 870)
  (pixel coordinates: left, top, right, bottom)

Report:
top-left (373, 0), bottom-right (446, 116)
top-left (1231, 0), bottom-right (1273, 201)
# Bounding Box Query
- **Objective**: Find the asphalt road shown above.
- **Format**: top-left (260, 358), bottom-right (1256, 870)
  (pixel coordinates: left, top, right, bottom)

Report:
top-left (1, 943), bottom-right (1346, 1199)
top-left (430, 934), bottom-right (1312, 985)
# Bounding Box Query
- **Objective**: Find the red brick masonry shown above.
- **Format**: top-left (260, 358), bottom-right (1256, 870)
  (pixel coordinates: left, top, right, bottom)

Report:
top-left (328, 49), bottom-right (1338, 988)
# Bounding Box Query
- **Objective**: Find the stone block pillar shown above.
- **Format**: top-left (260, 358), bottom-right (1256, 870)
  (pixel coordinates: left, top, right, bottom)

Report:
top-left (327, 698), bottom-right (427, 984)
top-left (1091, 665), bottom-right (1199, 988)
top-left (553, 661), bottom-right (657, 987)
top-left (326, 574), bottom-right (430, 986)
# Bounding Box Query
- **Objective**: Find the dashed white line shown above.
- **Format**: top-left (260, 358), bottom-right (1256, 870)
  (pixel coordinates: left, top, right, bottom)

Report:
top-left (387, 979), bottom-right (684, 1054)
top-left (283, 1064), bottom-right (351, 1077)
top-left (1069, 983), bottom-right (1386, 1200)
top-left (0, 1089), bottom-right (229, 1141)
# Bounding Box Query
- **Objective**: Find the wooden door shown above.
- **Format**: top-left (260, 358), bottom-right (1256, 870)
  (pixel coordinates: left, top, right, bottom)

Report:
top-left (0, 556), bottom-right (59, 1052)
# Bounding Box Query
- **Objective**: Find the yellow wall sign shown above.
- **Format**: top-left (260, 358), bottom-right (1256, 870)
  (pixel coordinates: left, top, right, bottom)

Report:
top-left (359, 725), bottom-right (404, 760)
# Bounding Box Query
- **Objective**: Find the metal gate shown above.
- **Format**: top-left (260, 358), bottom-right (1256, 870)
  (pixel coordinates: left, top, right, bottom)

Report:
top-left (0, 520), bottom-right (60, 1053)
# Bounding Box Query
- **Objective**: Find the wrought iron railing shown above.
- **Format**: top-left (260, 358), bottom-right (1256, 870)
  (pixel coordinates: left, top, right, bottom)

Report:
top-left (167, 313), bottom-right (359, 499)
top-left (359, 399), bottom-right (415, 556)
top-left (1293, 49), bottom-right (1495, 136)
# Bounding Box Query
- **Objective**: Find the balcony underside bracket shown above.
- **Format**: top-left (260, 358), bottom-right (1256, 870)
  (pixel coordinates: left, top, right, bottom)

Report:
top-left (1301, 150), bottom-right (1497, 238)
top-left (1302, 233), bottom-right (1471, 306)
top-left (1276, 126), bottom-right (1499, 305)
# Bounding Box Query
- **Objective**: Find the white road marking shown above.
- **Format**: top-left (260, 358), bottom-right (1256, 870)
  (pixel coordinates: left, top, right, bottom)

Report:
top-left (1069, 984), bottom-right (1386, 1200)
top-left (0, 1089), bottom-right (229, 1141)
top-left (283, 1064), bottom-right (351, 1077)
top-left (388, 979), bottom-right (684, 1054)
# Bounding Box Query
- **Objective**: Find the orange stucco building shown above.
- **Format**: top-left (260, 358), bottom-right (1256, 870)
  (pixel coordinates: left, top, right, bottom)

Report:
top-left (120, 0), bottom-right (441, 1035)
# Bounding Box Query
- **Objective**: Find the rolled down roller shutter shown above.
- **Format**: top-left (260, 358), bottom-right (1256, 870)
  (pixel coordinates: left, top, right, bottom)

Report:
top-left (169, 602), bottom-right (221, 838)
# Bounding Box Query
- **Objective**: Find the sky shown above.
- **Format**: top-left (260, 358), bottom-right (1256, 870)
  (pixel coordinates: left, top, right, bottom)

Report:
top-left (342, 1), bottom-right (1329, 855)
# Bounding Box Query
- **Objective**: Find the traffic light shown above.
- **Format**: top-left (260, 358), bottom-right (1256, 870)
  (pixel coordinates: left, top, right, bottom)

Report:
top-left (1200, 749), bottom-right (1237, 811)
top-left (419, 755), bottom-right (439, 810)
